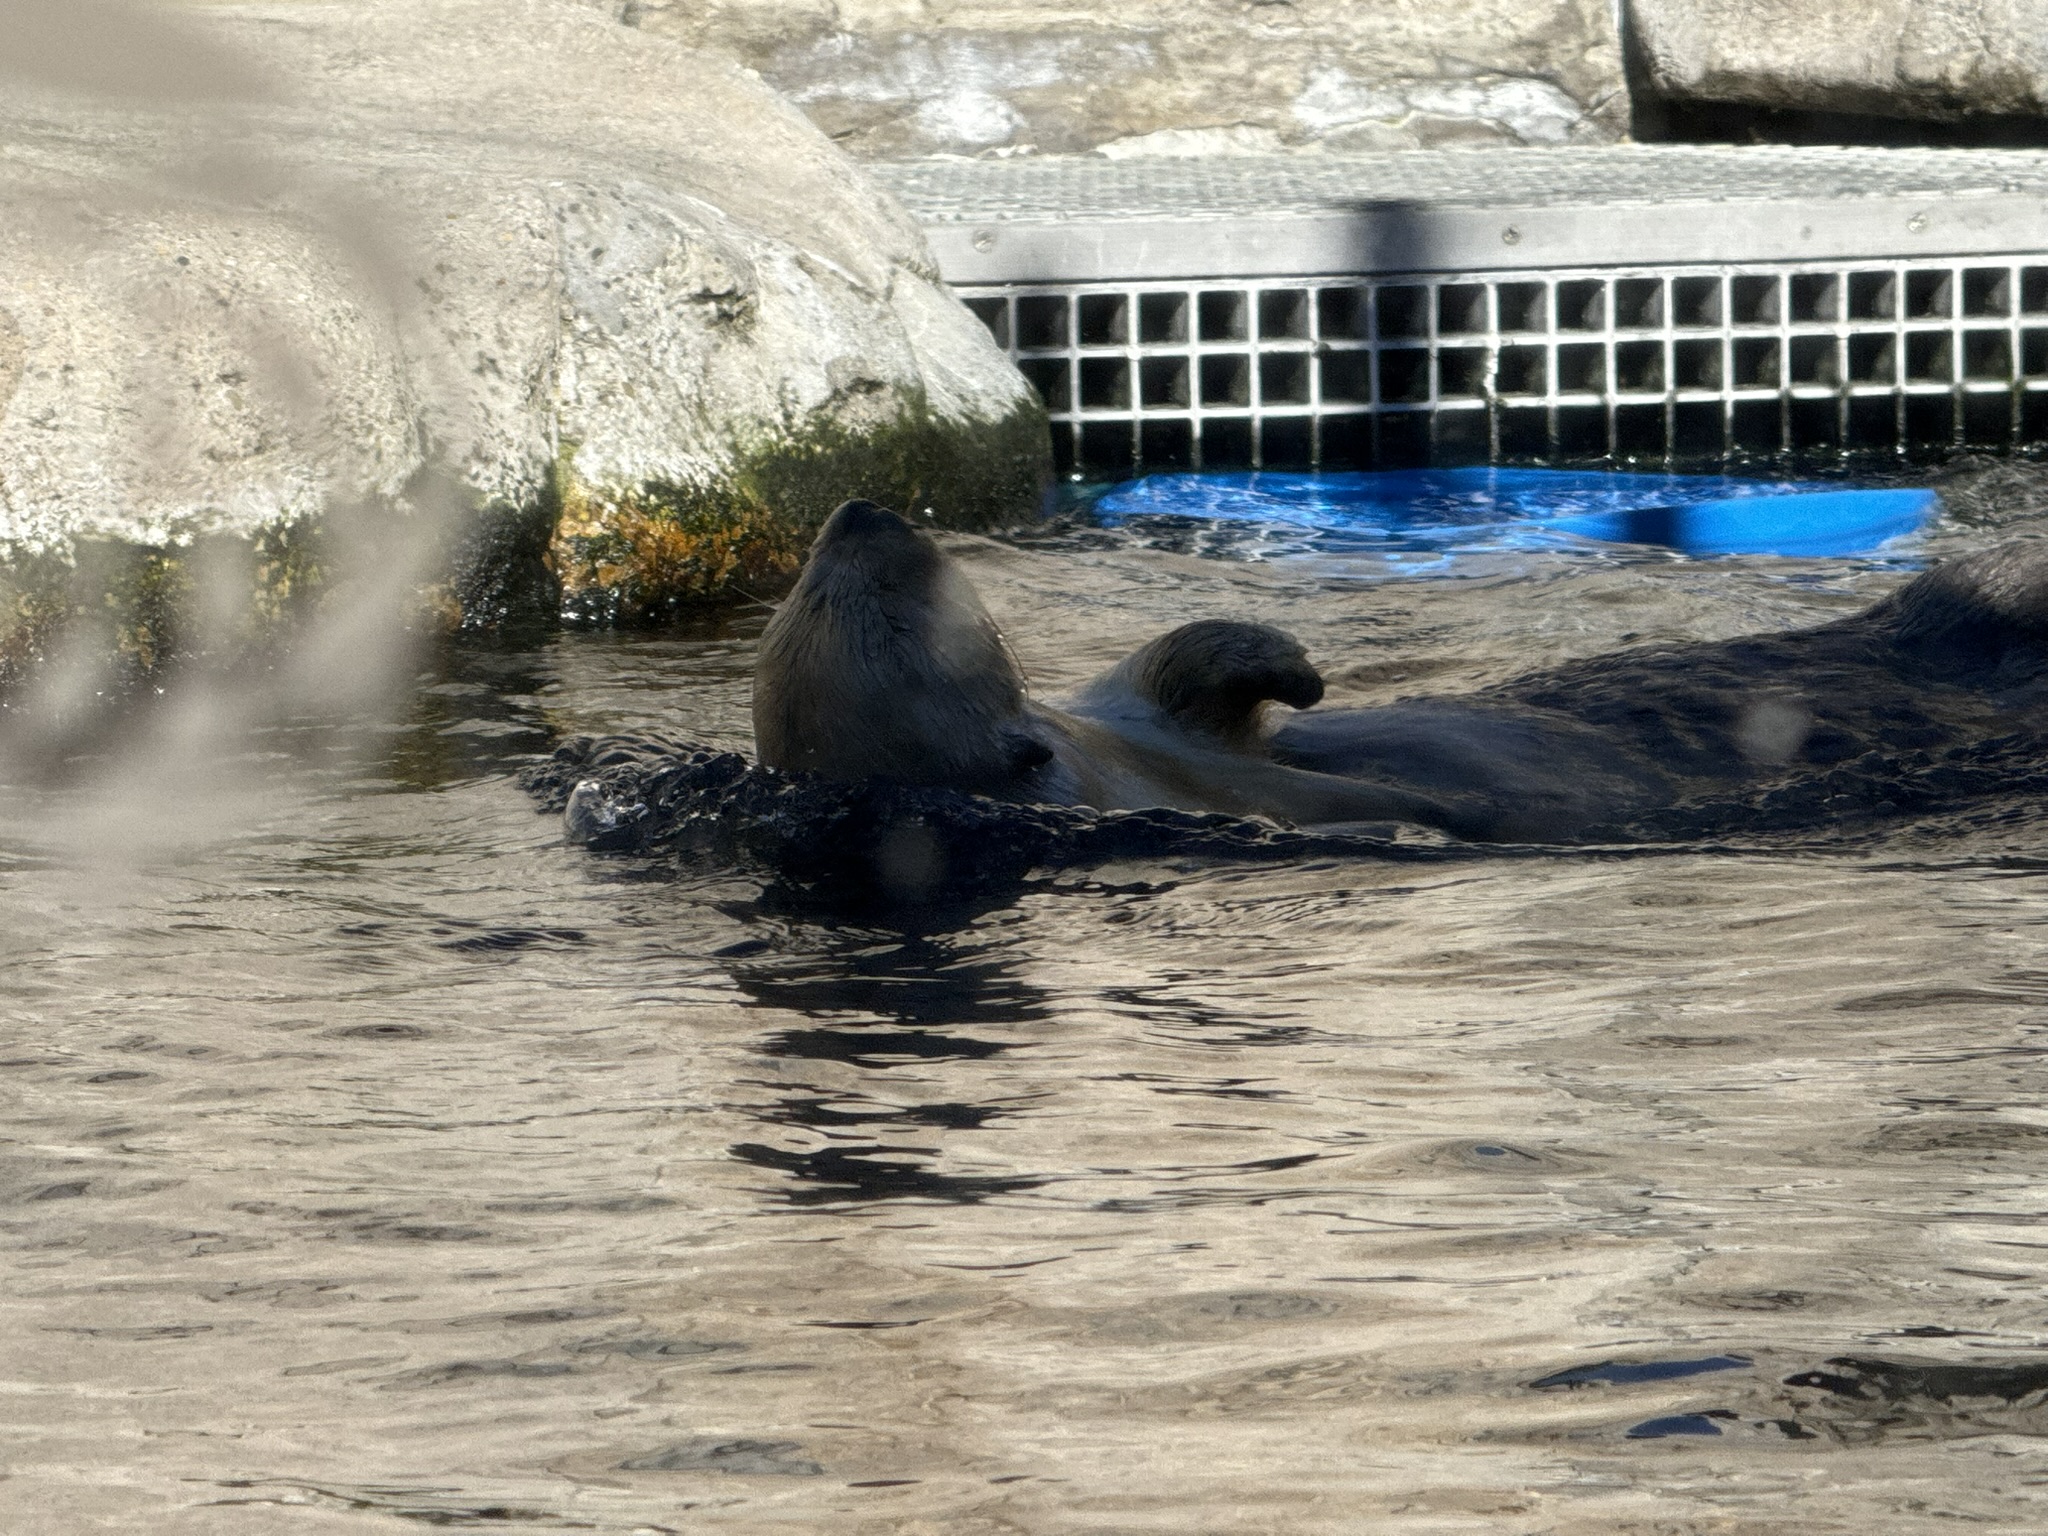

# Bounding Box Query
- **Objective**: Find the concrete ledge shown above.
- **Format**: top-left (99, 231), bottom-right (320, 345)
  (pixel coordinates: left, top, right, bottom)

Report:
top-left (878, 146), bottom-right (2048, 282)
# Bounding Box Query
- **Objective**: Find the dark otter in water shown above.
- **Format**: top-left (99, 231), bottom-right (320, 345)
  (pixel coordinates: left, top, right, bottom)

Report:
top-left (753, 498), bottom-right (1472, 831)
top-left (754, 499), bottom-right (2048, 843)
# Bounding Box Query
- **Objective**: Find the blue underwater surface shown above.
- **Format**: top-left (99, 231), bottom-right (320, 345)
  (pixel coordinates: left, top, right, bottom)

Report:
top-left (1089, 468), bottom-right (1938, 573)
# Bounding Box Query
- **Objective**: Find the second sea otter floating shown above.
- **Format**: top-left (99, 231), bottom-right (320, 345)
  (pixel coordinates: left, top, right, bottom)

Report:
top-left (753, 499), bottom-right (2048, 844)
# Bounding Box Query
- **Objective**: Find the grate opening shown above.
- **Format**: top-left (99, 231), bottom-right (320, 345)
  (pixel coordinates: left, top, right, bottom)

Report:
top-left (1674, 337), bottom-right (1722, 389)
top-left (1731, 275), bottom-right (1779, 326)
top-left (1967, 393), bottom-right (2014, 446)
top-left (1498, 281), bottom-right (1548, 332)
top-left (1501, 406), bottom-right (1549, 458)
top-left (1848, 333), bottom-right (1895, 384)
top-left (1847, 272), bottom-right (1894, 319)
top-left (1080, 420), bottom-right (1134, 475)
top-left (1077, 293), bottom-right (1127, 347)
top-left (1615, 278), bottom-right (1663, 328)
top-left (1791, 397), bottom-right (1839, 449)
top-left (1557, 279), bottom-right (1606, 331)
top-left (1497, 345), bottom-right (1548, 395)
top-left (1789, 335), bottom-right (1839, 387)
top-left (1905, 331), bottom-right (1953, 383)
top-left (1139, 292), bottom-right (1188, 344)
top-left (1379, 349), bottom-right (1430, 403)
top-left (1439, 283), bottom-right (1490, 335)
top-left (1790, 272), bottom-right (1839, 323)
top-left (1438, 348), bottom-right (1489, 399)
top-left (1142, 418), bottom-right (1194, 467)
top-left (964, 295), bottom-right (1009, 349)
top-left (1378, 285), bottom-right (1429, 339)
top-left (1019, 356), bottom-right (1069, 411)
top-left (1615, 340), bottom-right (1664, 393)
top-left (1557, 343), bottom-right (1606, 394)
top-left (1260, 352), bottom-right (1312, 404)
top-left (1674, 400), bottom-right (1725, 455)
top-left (1017, 294), bottom-right (1069, 350)
top-left (1263, 417), bottom-right (1314, 467)
top-left (1140, 356), bottom-right (1190, 409)
top-left (1733, 336), bottom-right (1778, 389)
top-left (1079, 356), bottom-right (1130, 410)
top-left (1851, 395), bottom-right (1899, 448)
top-left (1259, 288), bottom-right (1311, 341)
top-left (1907, 394), bottom-right (1955, 447)
top-left (1205, 417), bottom-right (1253, 463)
top-left (1200, 354), bottom-right (1251, 407)
top-left (1318, 286), bottom-right (1369, 340)
top-left (1907, 269), bottom-right (1953, 318)
top-left (1323, 351), bottom-right (1371, 403)
top-left (1198, 291), bottom-right (1248, 341)
top-left (1964, 330), bottom-right (2013, 380)
top-left (1964, 267), bottom-right (2012, 317)
top-left (1672, 275), bottom-right (1721, 328)
top-left (967, 256), bottom-right (2048, 473)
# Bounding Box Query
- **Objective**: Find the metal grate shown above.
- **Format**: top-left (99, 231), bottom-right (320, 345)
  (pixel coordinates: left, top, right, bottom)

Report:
top-left (961, 261), bottom-right (2048, 473)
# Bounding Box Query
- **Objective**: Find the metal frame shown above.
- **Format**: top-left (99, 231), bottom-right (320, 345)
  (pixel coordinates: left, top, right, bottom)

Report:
top-left (961, 259), bottom-right (2048, 473)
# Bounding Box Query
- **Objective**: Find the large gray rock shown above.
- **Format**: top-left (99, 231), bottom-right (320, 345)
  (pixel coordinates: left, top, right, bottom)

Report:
top-left (627, 0), bottom-right (1630, 157)
top-left (1627, 0), bottom-right (2048, 122)
top-left (0, 0), bottom-right (1047, 643)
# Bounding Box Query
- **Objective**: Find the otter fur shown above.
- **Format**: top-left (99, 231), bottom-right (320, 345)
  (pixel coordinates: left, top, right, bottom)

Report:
top-left (754, 500), bottom-right (2048, 843)
top-left (752, 500), bottom-right (1471, 831)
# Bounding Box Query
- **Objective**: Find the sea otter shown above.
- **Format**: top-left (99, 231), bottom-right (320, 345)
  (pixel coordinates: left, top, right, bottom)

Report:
top-left (752, 499), bottom-right (2048, 843)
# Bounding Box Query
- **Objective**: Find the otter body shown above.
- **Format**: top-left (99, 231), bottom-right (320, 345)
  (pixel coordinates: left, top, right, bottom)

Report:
top-left (1272, 544), bottom-right (2048, 840)
top-left (754, 500), bottom-right (2048, 842)
top-left (752, 501), bottom-right (1469, 831)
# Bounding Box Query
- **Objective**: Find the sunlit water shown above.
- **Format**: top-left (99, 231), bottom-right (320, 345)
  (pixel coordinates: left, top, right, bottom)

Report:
top-left (12, 464), bottom-right (2048, 1533)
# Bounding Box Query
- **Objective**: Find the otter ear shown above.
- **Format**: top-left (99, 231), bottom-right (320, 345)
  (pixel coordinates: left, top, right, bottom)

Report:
top-left (1135, 620), bottom-right (1325, 743)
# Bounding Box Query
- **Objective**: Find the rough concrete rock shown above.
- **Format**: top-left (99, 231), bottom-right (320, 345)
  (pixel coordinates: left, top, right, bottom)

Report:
top-left (1627, 0), bottom-right (2048, 122)
top-left (0, 0), bottom-right (1046, 630)
top-left (625, 0), bottom-right (1630, 158)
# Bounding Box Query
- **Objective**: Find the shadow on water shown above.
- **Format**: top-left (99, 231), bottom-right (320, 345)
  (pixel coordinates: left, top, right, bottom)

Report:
top-left (727, 1141), bottom-right (1044, 1206)
top-left (715, 918), bottom-right (1056, 1207)
top-left (720, 924), bottom-right (1052, 1027)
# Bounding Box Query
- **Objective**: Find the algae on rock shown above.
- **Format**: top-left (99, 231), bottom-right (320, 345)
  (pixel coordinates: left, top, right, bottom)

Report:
top-left (552, 392), bottom-right (1049, 624)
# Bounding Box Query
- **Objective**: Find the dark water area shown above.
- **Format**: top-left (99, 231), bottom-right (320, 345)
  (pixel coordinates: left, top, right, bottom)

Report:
top-left (13, 460), bottom-right (2048, 1531)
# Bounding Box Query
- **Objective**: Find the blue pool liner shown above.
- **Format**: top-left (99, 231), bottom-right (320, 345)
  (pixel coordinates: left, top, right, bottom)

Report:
top-left (1091, 468), bottom-right (1937, 562)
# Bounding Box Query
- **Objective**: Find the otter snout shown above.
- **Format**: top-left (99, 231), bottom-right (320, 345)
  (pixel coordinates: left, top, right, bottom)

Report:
top-left (752, 499), bottom-right (1040, 794)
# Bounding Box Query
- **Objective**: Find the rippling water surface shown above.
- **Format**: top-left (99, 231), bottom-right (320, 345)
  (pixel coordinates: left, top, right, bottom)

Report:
top-left (14, 465), bottom-right (2048, 1533)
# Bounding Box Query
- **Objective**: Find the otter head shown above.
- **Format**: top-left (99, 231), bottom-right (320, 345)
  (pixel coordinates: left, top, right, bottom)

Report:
top-left (752, 500), bottom-right (1055, 792)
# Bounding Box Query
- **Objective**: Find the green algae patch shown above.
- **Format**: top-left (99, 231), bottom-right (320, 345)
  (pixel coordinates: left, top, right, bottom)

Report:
top-left (550, 396), bottom-right (1051, 625)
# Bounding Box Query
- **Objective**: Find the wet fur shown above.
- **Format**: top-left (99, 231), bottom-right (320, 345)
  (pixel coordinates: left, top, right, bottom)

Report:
top-left (754, 501), bottom-right (1469, 831)
top-left (1273, 539), bottom-right (2048, 840)
top-left (758, 501), bottom-right (2048, 842)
